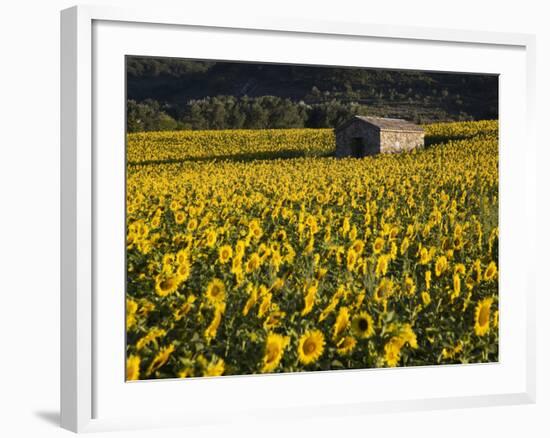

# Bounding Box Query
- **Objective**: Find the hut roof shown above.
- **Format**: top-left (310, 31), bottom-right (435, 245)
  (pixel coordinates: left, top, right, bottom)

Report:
top-left (335, 116), bottom-right (424, 133)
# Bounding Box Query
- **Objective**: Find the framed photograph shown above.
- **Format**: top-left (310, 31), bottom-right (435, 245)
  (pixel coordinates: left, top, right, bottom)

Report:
top-left (60, 4), bottom-right (536, 433)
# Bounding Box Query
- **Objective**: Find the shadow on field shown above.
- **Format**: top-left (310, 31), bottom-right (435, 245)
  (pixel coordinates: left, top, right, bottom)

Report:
top-left (424, 132), bottom-right (491, 147)
top-left (128, 148), bottom-right (335, 166)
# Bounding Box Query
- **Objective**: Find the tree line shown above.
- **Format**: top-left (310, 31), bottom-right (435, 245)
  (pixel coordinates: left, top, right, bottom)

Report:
top-left (128, 95), bottom-right (480, 133)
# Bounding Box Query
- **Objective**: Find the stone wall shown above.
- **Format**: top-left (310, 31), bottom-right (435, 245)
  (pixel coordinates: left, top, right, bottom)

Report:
top-left (380, 130), bottom-right (425, 154)
top-left (335, 121), bottom-right (380, 157)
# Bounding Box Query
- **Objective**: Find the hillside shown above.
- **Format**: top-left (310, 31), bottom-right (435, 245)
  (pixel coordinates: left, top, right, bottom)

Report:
top-left (126, 57), bottom-right (498, 132)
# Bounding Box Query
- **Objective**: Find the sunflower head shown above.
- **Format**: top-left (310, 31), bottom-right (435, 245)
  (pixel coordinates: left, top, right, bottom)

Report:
top-left (351, 311), bottom-right (375, 339)
top-left (384, 337), bottom-right (402, 367)
top-left (333, 306), bottom-right (350, 340)
top-left (297, 330), bottom-right (325, 365)
top-left (203, 358), bottom-right (225, 377)
top-left (218, 245), bottom-right (233, 264)
top-left (205, 278), bottom-right (226, 304)
top-left (206, 229), bottom-right (217, 247)
top-left (262, 333), bottom-right (290, 373)
top-left (373, 237), bottom-right (384, 254)
top-left (126, 298), bottom-right (138, 330)
top-left (336, 336), bottom-right (357, 356)
top-left (146, 344), bottom-right (175, 376)
top-left (301, 283), bottom-right (318, 316)
top-left (404, 276), bottom-right (416, 296)
top-left (246, 253), bottom-right (261, 273)
top-left (374, 277), bottom-right (394, 303)
top-left (435, 255), bottom-right (448, 277)
top-left (375, 254), bottom-right (390, 277)
top-left (484, 261), bottom-right (498, 281)
top-left (352, 240), bottom-right (364, 254)
top-left (187, 218), bottom-right (198, 231)
top-left (155, 274), bottom-right (180, 297)
top-left (126, 355), bottom-right (141, 381)
top-left (346, 248), bottom-right (357, 271)
top-left (175, 211), bottom-right (186, 224)
top-left (474, 297), bottom-right (493, 336)
top-left (421, 291), bottom-right (431, 306)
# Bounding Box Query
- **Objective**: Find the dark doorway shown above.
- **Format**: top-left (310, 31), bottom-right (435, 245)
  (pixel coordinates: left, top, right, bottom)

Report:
top-left (351, 137), bottom-right (365, 158)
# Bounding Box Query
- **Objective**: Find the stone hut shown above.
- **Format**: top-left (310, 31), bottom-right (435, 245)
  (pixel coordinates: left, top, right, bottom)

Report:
top-left (335, 116), bottom-right (424, 158)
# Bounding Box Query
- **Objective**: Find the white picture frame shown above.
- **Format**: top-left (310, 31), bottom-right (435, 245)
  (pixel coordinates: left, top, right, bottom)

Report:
top-left (60, 4), bottom-right (536, 433)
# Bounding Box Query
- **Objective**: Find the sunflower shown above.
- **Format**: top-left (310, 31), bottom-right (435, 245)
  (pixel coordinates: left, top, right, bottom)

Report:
top-left (126, 355), bottom-right (141, 381)
top-left (174, 211), bottom-right (186, 224)
top-left (242, 285), bottom-right (258, 316)
top-left (270, 277), bottom-right (285, 292)
top-left (263, 309), bottom-right (286, 330)
top-left (187, 218), bottom-right (198, 232)
top-left (162, 253), bottom-right (176, 268)
top-left (126, 298), bottom-right (138, 330)
top-left (333, 306), bottom-right (350, 340)
top-left (400, 237), bottom-right (410, 255)
top-left (146, 344), bottom-right (175, 376)
top-left (318, 297), bottom-right (339, 322)
top-left (262, 333), bottom-right (290, 373)
top-left (258, 293), bottom-right (272, 318)
top-left (178, 368), bottom-right (193, 379)
top-left (384, 337), bottom-right (402, 367)
top-left (474, 297), bottom-right (493, 336)
top-left (404, 276), bottom-right (416, 296)
top-left (176, 259), bottom-right (191, 283)
top-left (419, 247), bottom-right (431, 265)
top-left (375, 254), bottom-right (390, 277)
top-left (474, 259), bottom-right (482, 283)
top-left (398, 324), bottom-right (418, 349)
top-left (341, 217), bottom-right (351, 235)
top-left (297, 330), bottom-right (325, 365)
top-left (231, 256), bottom-right (243, 275)
top-left (454, 263), bottom-right (466, 275)
top-left (302, 283), bottom-right (318, 316)
top-left (374, 277), bottom-right (394, 303)
top-left (235, 240), bottom-right (246, 258)
top-left (336, 336), bottom-right (357, 356)
top-left (373, 237), bottom-right (385, 254)
top-left (465, 274), bottom-right (476, 290)
top-left (425, 270), bottom-right (432, 290)
top-left (155, 274), bottom-right (180, 297)
top-left (435, 255), bottom-right (448, 277)
top-left (205, 229), bottom-right (217, 247)
top-left (205, 278), bottom-right (226, 304)
top-left (275, 229), bottom-right (287, 242)
top-left (204, 306), bottom-right (224, 340)
top-left (421, 291), bottom-right (431, 306)
top-left (173, 294), bottom-right (197, 321)
top-left (136, 327), bottom-right (166, 351)
top-left (151, 216), bottom-right (161, 228)
top-left (203, 358), bottom-right (225, 377)
top-left (245, 253), bottom-right (260, 273)
top-left (270, 250), bottom-right (283, 271)
top-left (176, 248), bottom-right (190, 264)
top-left (218, 245), bottom-right (233, 264)
top-left (349, 225), bottom-right (357, 241)
top-left (451, 273), bottom-right (461, 301)
top-left (484, 261), bottom-right (498, 281)
top-left (351, 311), bottom-right (375, 339)
top-left (346, 248), bottom-right (357, 271)
top-left (351, 240), bottom-right (365, 254)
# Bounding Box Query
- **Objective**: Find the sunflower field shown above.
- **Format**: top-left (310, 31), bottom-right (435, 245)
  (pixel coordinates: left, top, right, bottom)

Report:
top-left (125, 120), bottom-right (499, 380)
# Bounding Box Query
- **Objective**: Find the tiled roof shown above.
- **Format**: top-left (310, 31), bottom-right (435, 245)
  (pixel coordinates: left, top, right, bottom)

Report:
top-left (336, 116), bottom-right (424, 132)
